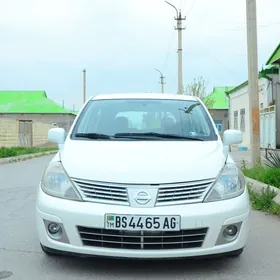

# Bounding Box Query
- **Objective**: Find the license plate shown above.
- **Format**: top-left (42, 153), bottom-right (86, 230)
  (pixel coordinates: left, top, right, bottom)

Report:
top-left (105, 214), bottom-right (181, 231)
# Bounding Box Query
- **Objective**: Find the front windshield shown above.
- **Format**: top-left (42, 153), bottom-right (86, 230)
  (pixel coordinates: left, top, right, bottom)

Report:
top-left (71, 98), bottom-right (218, 141)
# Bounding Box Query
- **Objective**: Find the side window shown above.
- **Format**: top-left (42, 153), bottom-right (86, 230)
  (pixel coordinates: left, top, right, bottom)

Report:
top-left (214, 120), bottom-right (223, 133)
top-left (240, 109), bottom-right (245, 132)
top-left (234, 111), bottom-right (238, 130)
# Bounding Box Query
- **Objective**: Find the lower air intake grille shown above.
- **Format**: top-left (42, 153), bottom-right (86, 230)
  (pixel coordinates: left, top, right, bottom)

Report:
top-left (77, 226), bottom-right (208, 250)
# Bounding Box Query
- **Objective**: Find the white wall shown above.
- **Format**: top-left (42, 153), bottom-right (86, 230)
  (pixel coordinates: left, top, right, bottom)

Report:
top-left (259, 78), bottom-right (272, 108)
top-left (229, 77), bottom-right (273, 149)
top-left (230, 86), bottom-right (250, 148)
top-left (272, 73), bottom-right (280, 148)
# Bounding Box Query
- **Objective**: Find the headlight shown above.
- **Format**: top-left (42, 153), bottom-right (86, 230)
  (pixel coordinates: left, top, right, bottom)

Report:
top-left (204, 163), bottom-right (246, 202)
top-left (41, 161), bottom-right (82, 201)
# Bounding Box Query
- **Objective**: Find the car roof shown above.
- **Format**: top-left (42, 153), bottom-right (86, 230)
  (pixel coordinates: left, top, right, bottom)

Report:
top-left (90, 93), bottom-right (199, 102)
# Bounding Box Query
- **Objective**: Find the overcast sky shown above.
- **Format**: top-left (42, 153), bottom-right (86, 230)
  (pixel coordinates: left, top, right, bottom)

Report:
top-left (0, 0), bottom-right (279, 110)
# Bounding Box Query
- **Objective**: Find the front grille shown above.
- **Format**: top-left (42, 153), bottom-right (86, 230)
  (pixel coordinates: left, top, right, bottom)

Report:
top-left (72, 178), bottom-right (214, 206)
top-left (72, 179), bottom-right (129, 206)
top-left (156, 179), bottom-right (214, 206)
top-left (77, 226), bottom-right (208, 250)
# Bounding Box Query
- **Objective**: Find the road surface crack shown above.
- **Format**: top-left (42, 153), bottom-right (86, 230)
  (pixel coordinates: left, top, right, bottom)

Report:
top-left (0, 186), bottom-right (34, 192)
top-left (0, 247), bottom-right (42, 255)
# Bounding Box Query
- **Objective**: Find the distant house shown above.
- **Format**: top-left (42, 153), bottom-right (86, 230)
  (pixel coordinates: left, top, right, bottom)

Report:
top-left (266, 44), bottom-right (280, 147)
top-left (227, 44), bottom-right (280, 150)
top-left (205, 86), bottom-right (235, 135)
top-left (266, 42), bottom-right (280, 66)
top-left (0, 91), bottom-right (76, 148)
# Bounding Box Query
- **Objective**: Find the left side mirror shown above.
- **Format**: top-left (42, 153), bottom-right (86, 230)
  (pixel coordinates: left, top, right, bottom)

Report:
top-left (223, 129), bottom-right (242, 146)
top-left (48, 128), bottom-right (66, 144)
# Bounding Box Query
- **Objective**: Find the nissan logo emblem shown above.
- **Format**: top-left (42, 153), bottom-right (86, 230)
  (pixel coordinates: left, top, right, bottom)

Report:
top-left (134, 191), bottom-right (151, 205)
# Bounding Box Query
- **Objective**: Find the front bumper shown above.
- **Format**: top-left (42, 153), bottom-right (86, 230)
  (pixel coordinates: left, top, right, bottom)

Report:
top-left (36, 186), bottom-right (251, 259)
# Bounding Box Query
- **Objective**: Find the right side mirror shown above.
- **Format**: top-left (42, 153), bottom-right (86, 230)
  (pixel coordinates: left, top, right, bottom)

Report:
top-left (48, 128), bottom-right (66, 145)
top-left (223, 129), bottom-right (242, 146)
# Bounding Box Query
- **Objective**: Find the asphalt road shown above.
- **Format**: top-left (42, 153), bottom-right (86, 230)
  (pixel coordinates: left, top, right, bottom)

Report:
top-left (1, 155), bottom-right (280, 280)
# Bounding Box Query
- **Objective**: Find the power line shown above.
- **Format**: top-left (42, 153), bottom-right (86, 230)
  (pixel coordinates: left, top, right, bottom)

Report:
top-left (180, 2), bottom-right (208, 61)
top-left (162, 32), bottom-right (177, 70)
top-left (184, 0), bottom-right (196, 18)
top-left (218, 20), bottom-right (280, 32)
top-left (259, 20), bottom-right (280, 27)
top-left (183, 49), bottom-right (243, 79)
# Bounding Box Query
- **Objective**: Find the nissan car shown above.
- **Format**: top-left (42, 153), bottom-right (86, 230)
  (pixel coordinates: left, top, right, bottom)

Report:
top-left (36, 93), bottom-right (250, 259)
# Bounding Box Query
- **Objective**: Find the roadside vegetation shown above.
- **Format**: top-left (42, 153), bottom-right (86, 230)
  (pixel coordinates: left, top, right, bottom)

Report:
top-left (242, 164), bottom-right (280, 189)
top-left (242, 150), bottom-right (280, 215)
top-left (248, 185), bottom-right (280, 215)
top-left (0, 146), bottom-right (57, 158)
top-left (241, 150), bottom-right (280, 189)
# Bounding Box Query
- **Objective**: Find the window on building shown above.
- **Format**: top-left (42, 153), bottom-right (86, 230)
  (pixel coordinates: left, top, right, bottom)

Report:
top-left (214, 120), bottom-right (223, 133)
top-left (240, 108), bottom-right (245, 132)
top-left (234, 110), bottom-right (238, 130)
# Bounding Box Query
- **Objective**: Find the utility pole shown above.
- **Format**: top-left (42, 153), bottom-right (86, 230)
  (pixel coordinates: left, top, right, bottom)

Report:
top-left (246, 0), bottom-right (260, 167)
top-left (155, 69), bottom-right (165, 94)
top-left (165, 1), bottom-right (186, 95)
top-left (83, 69), bottom-right (86, 104)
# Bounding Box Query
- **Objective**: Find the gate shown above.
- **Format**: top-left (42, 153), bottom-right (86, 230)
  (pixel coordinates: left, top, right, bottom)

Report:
top-left (260, 105), bottom-right (276, 149)
top-left (18, 120), bottom-right (33, 148)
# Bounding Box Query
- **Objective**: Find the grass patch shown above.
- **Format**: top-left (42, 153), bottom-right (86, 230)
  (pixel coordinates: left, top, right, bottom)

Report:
top-left (242, 161), bottom-right (280, 189)
top-left (0, 146), bottom-right (57, 159)
top-left (248, 185), bottom-right (280, 215)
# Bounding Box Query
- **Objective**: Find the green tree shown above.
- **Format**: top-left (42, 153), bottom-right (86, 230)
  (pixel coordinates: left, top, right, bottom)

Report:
top-left (183, 76), bottom-right (215, 109)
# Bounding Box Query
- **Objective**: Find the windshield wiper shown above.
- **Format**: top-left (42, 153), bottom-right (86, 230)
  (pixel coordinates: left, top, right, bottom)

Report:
top-left (75, 133), bottom-right (112, 139)
top-left (114, 132), bottom-right (204, 141)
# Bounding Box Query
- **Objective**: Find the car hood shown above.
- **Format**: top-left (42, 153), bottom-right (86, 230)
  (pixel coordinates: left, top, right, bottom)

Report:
top-left (60, 140), bottom-right (227, 184)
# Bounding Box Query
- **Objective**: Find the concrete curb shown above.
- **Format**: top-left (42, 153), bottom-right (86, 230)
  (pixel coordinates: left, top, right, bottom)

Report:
top-left (0, 151), bottom-right (58, 165)
top-left (245, 177), bottom-right (280, 205)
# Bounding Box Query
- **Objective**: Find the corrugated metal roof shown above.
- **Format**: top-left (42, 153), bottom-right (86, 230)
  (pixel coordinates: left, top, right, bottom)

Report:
top-left (266, 42), bottom-right (280, 65)
top-left (226, 64), bottom-right (279, 96)
top-left (204, 86), bottom-right (235, 109)
top-left (0, 91), bottom-right (73, 114)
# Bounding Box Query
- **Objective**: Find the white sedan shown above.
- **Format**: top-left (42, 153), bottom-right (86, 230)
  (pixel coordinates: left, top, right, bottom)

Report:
top-left (36, 93), bottom-right (250, 259)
